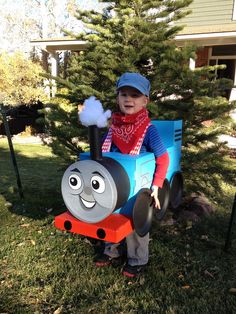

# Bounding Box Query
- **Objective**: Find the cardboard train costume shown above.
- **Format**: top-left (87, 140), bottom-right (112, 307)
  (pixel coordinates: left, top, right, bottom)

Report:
top-left (55, 97), bottom-right (183, 243)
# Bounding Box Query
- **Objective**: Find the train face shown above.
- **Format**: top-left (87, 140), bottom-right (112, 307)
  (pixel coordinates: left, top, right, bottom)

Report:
top-left (61, 157), bottom-right (130, 223)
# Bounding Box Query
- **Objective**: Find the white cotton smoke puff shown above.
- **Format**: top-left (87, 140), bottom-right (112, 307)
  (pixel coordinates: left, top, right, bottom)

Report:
top-left (79, 96), bottom-right (111, 128)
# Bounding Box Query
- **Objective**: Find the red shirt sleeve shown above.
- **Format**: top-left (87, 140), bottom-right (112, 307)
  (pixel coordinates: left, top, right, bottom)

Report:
top-left (152, 152), bottom-right (169, 188)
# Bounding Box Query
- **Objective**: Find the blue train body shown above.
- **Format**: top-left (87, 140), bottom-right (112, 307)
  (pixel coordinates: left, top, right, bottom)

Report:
top-left (80, 120), bottom-right (183, 218)
top-left (56, 119), bottom-right (183, 241)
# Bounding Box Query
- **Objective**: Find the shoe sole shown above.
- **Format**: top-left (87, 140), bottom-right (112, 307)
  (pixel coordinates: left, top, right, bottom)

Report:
top-left (95, 261), bottom-right (111, 267)
top-left (122, 270), bottom-right (137, 278)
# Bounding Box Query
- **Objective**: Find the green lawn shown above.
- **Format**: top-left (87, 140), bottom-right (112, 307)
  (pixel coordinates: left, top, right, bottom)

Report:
top-left (0, 140), bottom-right (236, 313)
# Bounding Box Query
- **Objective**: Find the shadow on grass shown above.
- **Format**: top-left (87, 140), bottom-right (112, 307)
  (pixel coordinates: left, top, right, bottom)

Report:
top-left (0, 144), bottom-right (66, 220)
top-left (1, 142), bottom-right (236, 313)
top-left (0, 291), bottom-right (37, 314)
top-left (147, 214), bottom-right (236, 313)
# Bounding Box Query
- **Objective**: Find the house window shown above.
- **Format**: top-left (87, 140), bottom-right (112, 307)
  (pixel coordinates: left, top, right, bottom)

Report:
top-left (209, 46), bottom-right (236, 81)
top-left (209, 59), bottom-right (235, 80)
top-left (209, 58), bottom-right (236, 99)
top-left (209, 44), bottom-right (236, 101)
top-left (212, 45), bottom-right (236, 56)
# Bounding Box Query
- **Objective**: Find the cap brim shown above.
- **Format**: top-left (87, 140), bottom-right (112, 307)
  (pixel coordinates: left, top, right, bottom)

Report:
top-left (117, 83), bottom-right (147, 96)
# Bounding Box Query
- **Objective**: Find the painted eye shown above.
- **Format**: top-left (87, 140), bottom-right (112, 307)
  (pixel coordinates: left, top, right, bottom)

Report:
top-left (69, 174), bottom-right (82, 190)
top-left (91, 175), bottom-right (105, 193)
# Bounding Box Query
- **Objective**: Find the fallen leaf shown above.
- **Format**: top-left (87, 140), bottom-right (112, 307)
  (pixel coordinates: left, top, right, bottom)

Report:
top-left (20, 223), bottom-right (30, 228)
top-left (204, 270), bottom-right (214, 279)
top-left (201, 235), bottom-right (209, 240)
top-left (17, 242), bottom-right (25, 247)
top-left (31, 240), bottom-right (36, 246)
top-left (185, 221), bottom-right (193, 230)
top-left (182, 285), bottom-right (190, 289)
top-left (53, 306), bottom-right (63, 314)
top-left (139, 276), bottom-right (145, 285)
top-left (229, 288), bottom-right (236, 295)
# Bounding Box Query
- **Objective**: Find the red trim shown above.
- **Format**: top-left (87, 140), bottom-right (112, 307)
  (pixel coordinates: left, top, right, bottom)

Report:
top-left (54, 211), bottom-right (134, 243)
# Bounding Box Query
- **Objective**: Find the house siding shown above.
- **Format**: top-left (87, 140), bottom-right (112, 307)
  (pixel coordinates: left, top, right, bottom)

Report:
top-left (177, 0), bottom-right (236, 34)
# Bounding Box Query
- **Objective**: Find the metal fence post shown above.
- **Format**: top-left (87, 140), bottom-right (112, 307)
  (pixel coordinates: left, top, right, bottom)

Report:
top-left (224, 193), bottom-right (236, 252)
top-left (0, 104), bottom-right (24, 199)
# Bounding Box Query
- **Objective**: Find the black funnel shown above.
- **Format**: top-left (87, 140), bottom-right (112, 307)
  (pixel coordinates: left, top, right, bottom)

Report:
top-left (88, 125), bottom-right (102, 161)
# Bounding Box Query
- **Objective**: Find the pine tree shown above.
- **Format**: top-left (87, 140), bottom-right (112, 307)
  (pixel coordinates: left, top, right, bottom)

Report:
top-left (44, 0), bottom-right (236, 196)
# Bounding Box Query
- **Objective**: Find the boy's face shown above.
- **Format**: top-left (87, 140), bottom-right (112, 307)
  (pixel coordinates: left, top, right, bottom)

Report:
top-left (117, 86), bottom-right (149, 115)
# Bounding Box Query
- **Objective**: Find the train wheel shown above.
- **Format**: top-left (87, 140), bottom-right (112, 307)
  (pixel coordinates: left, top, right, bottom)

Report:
top-left (154, 179), bottom-right (170, 221)
top-left (132, 188), bottom-right (153, 237)
top-left (170, 172), bottom-right (183, 209)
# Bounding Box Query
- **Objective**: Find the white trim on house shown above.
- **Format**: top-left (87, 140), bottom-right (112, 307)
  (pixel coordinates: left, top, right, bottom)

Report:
top-left (233, 0), bottom-right (236, 20)
top-left (175, 32), bottom-right (236, 46)
top-left (31, 39), bottom-right (85, 45)
top-left (175, 32), bottom-right (236, 40)
top-left (209, 55), bottom-right (236, 60)
top-left (30, 39), bottom-right (87, 52)
top-left (209, 46), bottom-right (236, 60)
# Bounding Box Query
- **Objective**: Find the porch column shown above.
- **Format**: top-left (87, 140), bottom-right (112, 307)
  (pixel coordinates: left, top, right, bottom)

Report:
top-left (51, 52), bottom-right (59, 97)
top-left (189, 58), bottom-right (196, 70)
top-left (229, 60), bottom-right (236, 102)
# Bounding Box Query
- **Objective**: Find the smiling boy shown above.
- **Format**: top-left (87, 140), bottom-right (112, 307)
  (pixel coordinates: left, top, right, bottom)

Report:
top-left (96, 72), bottom-right (169, 277)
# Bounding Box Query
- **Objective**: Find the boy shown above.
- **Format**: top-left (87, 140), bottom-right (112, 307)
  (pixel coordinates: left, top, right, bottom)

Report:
top-left (96, 72), bottom-right (169, 278)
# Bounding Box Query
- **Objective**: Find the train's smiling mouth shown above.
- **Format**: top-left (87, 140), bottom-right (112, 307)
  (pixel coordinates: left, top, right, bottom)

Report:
top-left (80, 196), bottom-right (96, 208)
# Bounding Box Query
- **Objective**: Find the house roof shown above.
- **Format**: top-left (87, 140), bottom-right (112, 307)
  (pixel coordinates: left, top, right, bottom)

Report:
top-left (30, 38), bottom-right (87, 52)
top-left (31, 33), bottom-right (236, 52)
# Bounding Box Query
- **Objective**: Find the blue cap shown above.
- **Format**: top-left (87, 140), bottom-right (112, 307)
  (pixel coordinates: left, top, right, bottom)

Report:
top-left (116, 72), bottom-right (151, 97)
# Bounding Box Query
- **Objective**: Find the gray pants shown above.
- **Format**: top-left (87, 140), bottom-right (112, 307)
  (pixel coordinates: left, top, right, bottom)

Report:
top-left (104, 231), bottom-right (149, 266)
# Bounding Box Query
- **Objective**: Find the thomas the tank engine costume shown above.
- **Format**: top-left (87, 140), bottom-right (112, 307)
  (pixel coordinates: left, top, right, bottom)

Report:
top-left (55, 97), bottom-right (183, 242)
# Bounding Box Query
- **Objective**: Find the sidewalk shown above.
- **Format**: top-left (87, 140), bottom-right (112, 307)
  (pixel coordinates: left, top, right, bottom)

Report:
top-left (0, 134), bottom-right (51, 144)
top-left (1, 133), bottom-right (235, 148)
top-left (218, 134), bottom-right (236, 149)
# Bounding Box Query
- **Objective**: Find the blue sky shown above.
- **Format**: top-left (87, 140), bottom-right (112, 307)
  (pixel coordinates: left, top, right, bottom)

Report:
top-left (0, 0), bottom-right (104, 11)
top-left (0, 0), bottom-right (107, 53)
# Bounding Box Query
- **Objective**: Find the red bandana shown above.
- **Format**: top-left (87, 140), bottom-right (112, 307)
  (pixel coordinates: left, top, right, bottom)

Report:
top-left (110, 108), bottom-right (150, 154)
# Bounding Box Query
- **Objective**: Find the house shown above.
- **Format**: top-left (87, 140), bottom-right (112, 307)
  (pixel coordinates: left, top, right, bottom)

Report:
top-left (175, 0), bottom-right (236, 149)
top-left (30, 2), bottom-right (236, 148)
top-left (175, 0), bottom-right (236, 102)
top-left (31, 0), bottom-right (236, 102)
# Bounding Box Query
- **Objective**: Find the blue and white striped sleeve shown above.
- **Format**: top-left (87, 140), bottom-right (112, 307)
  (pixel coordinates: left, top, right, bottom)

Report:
top-left (144, 125), bottom-right (167, 157)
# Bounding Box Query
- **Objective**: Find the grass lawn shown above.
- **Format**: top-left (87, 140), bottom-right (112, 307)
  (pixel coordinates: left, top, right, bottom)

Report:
top-left (0, 139), bottom-right (236, 313)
